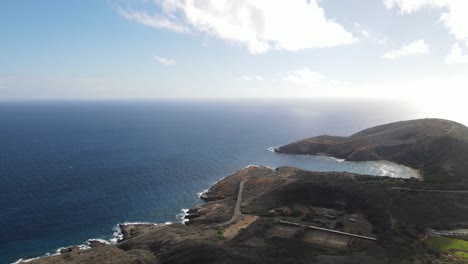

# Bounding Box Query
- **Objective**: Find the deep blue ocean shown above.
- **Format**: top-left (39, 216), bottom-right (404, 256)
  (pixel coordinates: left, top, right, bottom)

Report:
top-left (0, 100), bottom-right (424, 263)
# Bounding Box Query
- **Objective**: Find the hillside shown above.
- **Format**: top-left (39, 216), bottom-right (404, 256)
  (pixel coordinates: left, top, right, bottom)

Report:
top-left (26, 166), bottom-right (468, 264)
top-left (276, 119), bottom-right (468, 182)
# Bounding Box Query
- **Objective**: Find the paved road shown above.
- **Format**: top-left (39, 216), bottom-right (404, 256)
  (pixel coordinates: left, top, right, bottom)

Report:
top-left (220, 180), bottom-right (247, 226)
top-left (389, 187), bottom-right (468, 193)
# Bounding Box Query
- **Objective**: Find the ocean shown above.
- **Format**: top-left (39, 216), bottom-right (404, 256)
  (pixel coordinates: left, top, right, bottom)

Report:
top-left (0, 100), bottom-right (423, 263)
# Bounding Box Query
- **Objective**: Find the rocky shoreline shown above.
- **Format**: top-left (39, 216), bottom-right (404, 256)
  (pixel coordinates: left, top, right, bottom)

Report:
top-left (17, 164), bottom-right (468, 263)
top-left (16, 119), bottom-right (468, 264)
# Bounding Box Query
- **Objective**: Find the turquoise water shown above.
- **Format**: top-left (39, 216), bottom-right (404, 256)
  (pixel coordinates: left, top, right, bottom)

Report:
top-left (0, 100), bottom-right (422, 263)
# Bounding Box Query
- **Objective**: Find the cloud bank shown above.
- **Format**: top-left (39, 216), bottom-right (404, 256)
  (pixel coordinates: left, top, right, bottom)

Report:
top-left (115, 0), bottom-right (355, 53)
top-left (384, 0), bottom-right (468, 41)
top-left (445, 43), bottom-right (468, 64)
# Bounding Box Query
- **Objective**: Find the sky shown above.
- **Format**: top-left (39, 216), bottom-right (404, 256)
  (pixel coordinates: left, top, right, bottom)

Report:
top-left (1, 0), bottom-right (468, 119)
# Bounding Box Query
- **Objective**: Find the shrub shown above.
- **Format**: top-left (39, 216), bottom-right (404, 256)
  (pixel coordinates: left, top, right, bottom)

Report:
top-left (290, 210), bottom-right (304, 217)
top-left (335, 222), bottom-right (345, 229)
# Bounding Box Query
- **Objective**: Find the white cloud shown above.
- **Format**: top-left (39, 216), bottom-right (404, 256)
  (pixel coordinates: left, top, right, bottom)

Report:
top-left (438, 1), bottom-right (468, 41)
top-left (384, 0), bottom-right (468, 41)
top-left (353, 23), bottom-right (370, 38)
top-left (115, 0), bottom-right (355, 54)
top-left (378, 37), bottom-right (388, 45)
top-left (154, 56), bottom-right (176, 65)
top-left (384, 0), bottom-right (446, 13)
top-left (283, 67), bottom-right (326, 85)
top-left (382, 39), bottom-right (429, 59)
top-left (236, 76), bottom-right (250, 81)
top-left (116, 6), bottom-right (189, 33)
top-left (236, 75), bottom-right (264, 81)
top-left (282, 67), bottom-right (344, 90)
top-left (445, 42), bottom-right (468, 64)
top-left (361, 30), bottom-right (369, 38)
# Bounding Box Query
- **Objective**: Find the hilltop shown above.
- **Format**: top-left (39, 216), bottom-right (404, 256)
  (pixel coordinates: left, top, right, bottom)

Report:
top-left (276, 118), bottom-right (468, 182)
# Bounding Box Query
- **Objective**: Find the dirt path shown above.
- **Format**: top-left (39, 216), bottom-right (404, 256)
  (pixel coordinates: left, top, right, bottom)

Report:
top-left (386, 190), bottom-right (439, 263)
top-left (444, 124), bottom-right (456, 135)
top-left (386, 191), bottom-right (407, 229)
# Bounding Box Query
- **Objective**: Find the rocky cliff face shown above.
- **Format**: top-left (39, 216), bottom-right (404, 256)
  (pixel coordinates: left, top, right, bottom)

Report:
top-left (276, 118), bottom-right (468, 182)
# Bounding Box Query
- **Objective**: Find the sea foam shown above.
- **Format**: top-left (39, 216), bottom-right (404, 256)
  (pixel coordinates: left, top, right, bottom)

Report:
top-left (177, 208), bottom-right (190, 224)
top-left (197, 189), bottom-right (209, 198)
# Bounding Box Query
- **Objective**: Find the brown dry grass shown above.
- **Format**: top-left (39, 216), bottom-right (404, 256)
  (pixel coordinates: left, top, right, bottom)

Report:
top-left (303, 230), bottom-right (352, 249)
top-left (223, 215), bottom-right (258, 239)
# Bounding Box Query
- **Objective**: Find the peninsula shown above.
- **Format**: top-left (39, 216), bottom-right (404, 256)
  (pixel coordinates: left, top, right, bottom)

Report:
top-left (276, 118), bottom-right (468, 183)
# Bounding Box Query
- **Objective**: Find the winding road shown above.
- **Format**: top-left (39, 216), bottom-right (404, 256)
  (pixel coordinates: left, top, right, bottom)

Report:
top-left (220, 180), bottom-right (247, 226)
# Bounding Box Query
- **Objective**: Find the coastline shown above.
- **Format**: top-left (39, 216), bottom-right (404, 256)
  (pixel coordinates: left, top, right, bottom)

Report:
top-left (14, 163), bottom-right (468, 264)
top-left (402, 165), bottom-right (423, 180)
top-left (271, 147), bottom-right (422, 180)
top-left (13, 222), bottom-right (171, 264)
top-left (10, 119), bottom-right (468, 264)
top-left (13, 211), bottom-right (189, 263)
top-left (13, 160), bottom-right (422, 263)
top-left (13, 165), bottom-right (267, 263)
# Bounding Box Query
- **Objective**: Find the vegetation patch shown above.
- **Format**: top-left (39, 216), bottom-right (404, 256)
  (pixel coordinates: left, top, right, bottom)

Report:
top-left (425, 236), bottom-right (468, 259)
top-left (216, 229), bottom-right (226, 240)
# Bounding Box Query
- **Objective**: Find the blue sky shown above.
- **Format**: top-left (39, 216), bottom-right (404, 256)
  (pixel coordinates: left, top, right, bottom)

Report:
top-left (1, 0), bottom-right (468, 116)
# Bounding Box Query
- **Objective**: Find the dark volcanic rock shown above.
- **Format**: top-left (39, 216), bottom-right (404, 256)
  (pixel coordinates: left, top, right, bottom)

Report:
top-left (119, 223), bottom-right (159, 241)
top-left (200, 192), bottom-right (219, 201)
top-left (88, 239), bottom-right (107, 248)
top-left (59, 246), bottom-right (81, 254)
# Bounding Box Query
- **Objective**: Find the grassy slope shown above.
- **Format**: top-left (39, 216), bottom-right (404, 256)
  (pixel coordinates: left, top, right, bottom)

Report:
top-left (425, 237), bottom-right (468, 259)
top-left (390, 192), bottom-right (468, 229)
